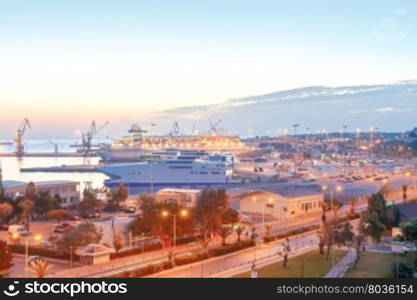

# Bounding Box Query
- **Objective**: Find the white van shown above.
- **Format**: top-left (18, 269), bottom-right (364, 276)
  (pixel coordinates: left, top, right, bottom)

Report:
top-left (8, 225), bottom-right (29, 237)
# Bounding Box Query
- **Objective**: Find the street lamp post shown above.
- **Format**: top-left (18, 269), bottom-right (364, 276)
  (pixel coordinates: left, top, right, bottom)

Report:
top-left (162, 209), bottom-right (188, 250)
top-left (12, 233), bottom-right (42, 278)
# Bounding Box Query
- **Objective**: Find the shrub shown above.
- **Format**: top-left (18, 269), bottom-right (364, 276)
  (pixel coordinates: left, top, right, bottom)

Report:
top-left (110, 243), bottom-right (163, 259)
top-left (392, 261), bottom-right (414, 278)
top-left (208, 240), bottom-right (254, 257)
top-left (10, 244), bottom-right (70, 260)
top-left (174, 253), bottom-right (202, 266)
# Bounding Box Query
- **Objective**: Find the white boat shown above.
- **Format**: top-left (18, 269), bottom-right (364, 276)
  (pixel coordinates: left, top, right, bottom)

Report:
top-left (98, 124), bottom-right (247, 162)
top-left (98, 152), bottom-right (240, 190)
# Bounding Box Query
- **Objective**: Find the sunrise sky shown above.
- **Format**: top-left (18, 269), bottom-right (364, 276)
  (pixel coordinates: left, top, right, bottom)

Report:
top-left (1, 1), bottom-right (417, 137)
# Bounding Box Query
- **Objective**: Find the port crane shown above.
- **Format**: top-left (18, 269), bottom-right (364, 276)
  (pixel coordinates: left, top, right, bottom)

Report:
top-left (15, 118), bottom-right (31, 156)
top-left (79, 121), bottom-right (109, 155)
top-left (170, 122), bottom-right (181, 136)
top-left (292, 124), bottom-right (300, 135)
top-left (49, 140), bottom-right (59, 154)
top-left (209, 119), bottom-right (224, 135)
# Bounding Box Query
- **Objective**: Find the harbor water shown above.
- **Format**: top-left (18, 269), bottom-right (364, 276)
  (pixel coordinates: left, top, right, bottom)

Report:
top-left (0, 139), bottom-right (108, 192)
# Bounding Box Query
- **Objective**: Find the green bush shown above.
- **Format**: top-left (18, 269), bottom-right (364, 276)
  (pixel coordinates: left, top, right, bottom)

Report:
top-left (10, 244), bottom-right (70, 260)
top-left (174, 253), bottom-right (202, 266)
top-left (110, 243), bottom-right (163, 259)
top-left (392, 261), bottom-right (414, 278)
top-left (208, 240), bottom-right (254, 257)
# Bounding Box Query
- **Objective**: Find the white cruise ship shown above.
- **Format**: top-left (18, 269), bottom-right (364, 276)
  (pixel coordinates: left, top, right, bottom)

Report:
top-left (98, 151), bottom-right (240, 190)
top-left (98, 124), bottom-right (248, 162)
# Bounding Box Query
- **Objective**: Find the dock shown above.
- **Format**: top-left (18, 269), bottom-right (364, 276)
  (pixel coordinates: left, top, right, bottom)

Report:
top-left (0, 152), bottom-right (97, 158)
top-left (20, 164), bottom-right (101, 173)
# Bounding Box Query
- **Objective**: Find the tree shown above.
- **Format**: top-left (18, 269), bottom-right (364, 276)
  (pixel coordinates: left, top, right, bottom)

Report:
top-left (105, 181), bottom-right (128, 212)
top-left (362, 211), bottom-right (385, 244)
top-left (218, 225), bottom-right (232, 246)
top-left (317, 230), bottom-right (326, 255)
top-left (113, 235), bottom-right (124, 253)
top-left (78, 189), bottom-right (101, 216)
top-left (353, 221), bottom-right (366, 268)
top-left (401, 219), bottom-right (417, 242)
top-left (0, 203), bottom-right (13, 224)
top-left (392, 261), bottom-right (414, 278)
top-left (33, 191), bottom-right (61, 219)
top-left (281, 238), bottom-right (291, 268)
top-left (19, 198), bottom-right (34, 231)
top-left (323, 197), bottom-right (342, 219)
top-left (367, 193), bottom-right (389, 227)
top-left (198, 234), bottom-right (212, 260)
top-left (0, 240), bottom-right (12, 272)
top-left (29, 259), bottom-right (52, 278)
top-left (19, 182), bottom-right (36, 230)
top-left (386, 204), bottom-right (400, 229)
top-left (347, 198), bottom-right (357, 218)
top-left (235, 225), bottom-right (245, 243)
top-left (336, 223), bottom-right (354, 246)
top-left (47, 209), bottom-right (71, 221)
top-left (194, 188), bottom-right (229, 238)
top-left (249, 225), bottom-right (257, 242)
top-left (129, 194), bottom-right (194, 241)
top-left (221, 207), bottom-right (239, 225)
top-left (402, 184), bottom-right (408, 203)
top-left (264, 224), bottom-right (273, 237)
top-left (56, 222), bottom-right (102, 251)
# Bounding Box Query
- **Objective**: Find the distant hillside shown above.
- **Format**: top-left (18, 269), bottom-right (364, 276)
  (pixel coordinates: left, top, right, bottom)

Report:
top-left (153, 81), bottom-right (417, 136)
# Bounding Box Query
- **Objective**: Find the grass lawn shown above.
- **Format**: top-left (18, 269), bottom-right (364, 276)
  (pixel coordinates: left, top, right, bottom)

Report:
top-left (235, 249), bottom-right (347, 278)
top-left (344, 252), bottom-right (413, 278)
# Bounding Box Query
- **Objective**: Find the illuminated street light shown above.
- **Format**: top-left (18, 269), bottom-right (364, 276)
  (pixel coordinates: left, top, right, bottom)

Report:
top-left (12, 233), bottom-right (43, 278)
top-left (161, 209), bottom-right (188, 249)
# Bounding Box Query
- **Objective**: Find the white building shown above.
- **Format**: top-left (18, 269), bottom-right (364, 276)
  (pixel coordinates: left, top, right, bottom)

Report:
top-left (155, 188), bottom-right (202, 207)
top-left (229, 185), bottom-right (323, 222)
top-left (3, 180), bottom-right (80, 208)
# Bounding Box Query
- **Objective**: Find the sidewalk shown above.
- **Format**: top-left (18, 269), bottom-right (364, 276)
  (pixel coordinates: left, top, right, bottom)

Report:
top-left (324, 248), bottom-right (356, 278)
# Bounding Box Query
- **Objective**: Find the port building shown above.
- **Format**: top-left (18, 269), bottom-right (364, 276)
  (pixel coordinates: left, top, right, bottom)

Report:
top-left (3, 180), bottom-right (80, 208)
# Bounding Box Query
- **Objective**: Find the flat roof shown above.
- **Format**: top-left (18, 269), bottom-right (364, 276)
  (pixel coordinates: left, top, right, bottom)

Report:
top-left (228, 184), bottom-right (322, 199)
top-left (398, 202), bottom-right (417, 220)
top-left (4, 180), bottom-right (79, 189)
top-left (157, 188), bottom-right (202, 194)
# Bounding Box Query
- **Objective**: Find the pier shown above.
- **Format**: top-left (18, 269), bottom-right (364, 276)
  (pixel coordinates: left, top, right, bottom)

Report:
top-left (0, 152), bottom-right (97, 158)
top-left (20, 164), bottom-right (101, 173)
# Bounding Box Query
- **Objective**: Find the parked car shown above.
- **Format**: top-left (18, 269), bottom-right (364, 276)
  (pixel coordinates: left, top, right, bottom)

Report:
top-left (8, 225), bottom-right (29, 237)
top-left (0, 224), bottom-right (9, 231)
top-left (70, 215), bottom-right (81, 221)
top-left (28, 256), bottom-right (45, 264)
top-left (39, 240), bottom-right (53, 248)
top-left (123, 207), bottom-right (136, 213)
top-left (53, 222), bottom-right (75, 233)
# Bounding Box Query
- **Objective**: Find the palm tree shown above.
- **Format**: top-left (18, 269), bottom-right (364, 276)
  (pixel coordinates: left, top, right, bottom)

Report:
top-left (331, 202), bottom-right (341, 220)
top-left (234, 225), bottom-right (245, 243)
top-left (19, 198), bottom-right (34, 231)
top-left (281, 238), bottom-right (291, 268)
top-left (29, 259), bottom-right (52, 278)
top-left (19, 181), bottom-right (36, 231)
top-left (198, 234), bottom-right (212, 260)
top-left (219, 225), bottom-right (232, 246)
top-left (348, 199), bottom-right (357, 217)
top-left (264, 224), bottom-right (273, 237)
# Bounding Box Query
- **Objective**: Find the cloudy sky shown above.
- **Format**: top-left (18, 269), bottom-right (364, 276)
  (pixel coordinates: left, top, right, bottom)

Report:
top-left (0, 1), bottom-right (416, 137)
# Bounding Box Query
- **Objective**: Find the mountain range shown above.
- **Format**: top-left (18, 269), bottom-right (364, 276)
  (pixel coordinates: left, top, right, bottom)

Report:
top-left (153, 80), bottom-right (417, 136)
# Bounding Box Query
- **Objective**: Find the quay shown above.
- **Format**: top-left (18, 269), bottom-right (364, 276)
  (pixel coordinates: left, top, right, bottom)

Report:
top-left (0, 152), bottom-right (97, 158)
top-left (20, 164), bottom-right (101, 173)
